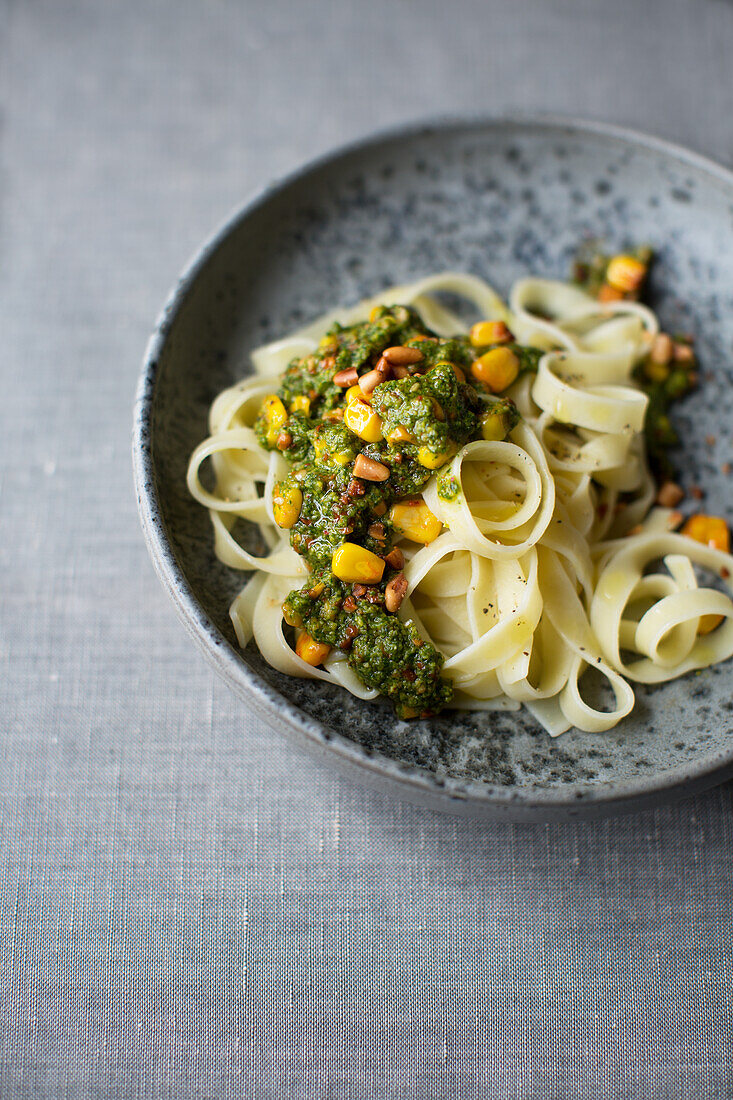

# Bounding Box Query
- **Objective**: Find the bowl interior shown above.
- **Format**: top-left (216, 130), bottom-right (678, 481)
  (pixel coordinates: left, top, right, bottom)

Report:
top-left (143, 118), bottom-right (733, 812)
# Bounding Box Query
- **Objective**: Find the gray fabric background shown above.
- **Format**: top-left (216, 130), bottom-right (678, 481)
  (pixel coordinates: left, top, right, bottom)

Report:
top-left (3, 0), bottom-right (733, 1095)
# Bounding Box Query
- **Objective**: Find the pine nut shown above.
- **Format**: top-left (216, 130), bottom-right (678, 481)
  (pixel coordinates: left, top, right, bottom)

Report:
top-left (384, 572), bottom-right (408, 612)
top-left (368, 522), bottom-right (386, 541)
top-left (384, 547), bottom-right (404, 569)
top-left (333, 367), bottom-right (359, 387)
top-left (359, 367), bottom-right (389, 395)
top-left (656, 481), bottom-right (684, 507)
top-left (353, 454), bottom-right (390, 481)
top-left (392, 365), bottom-right (411, 379)
top-left (650, 333), bottom-right (673, 366)
top-left (383, 346), bottom-right (424, 366)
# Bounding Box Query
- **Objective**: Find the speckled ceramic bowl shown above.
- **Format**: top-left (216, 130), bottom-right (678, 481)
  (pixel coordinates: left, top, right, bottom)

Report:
top-left (134, 115), bottom-right (733, 821)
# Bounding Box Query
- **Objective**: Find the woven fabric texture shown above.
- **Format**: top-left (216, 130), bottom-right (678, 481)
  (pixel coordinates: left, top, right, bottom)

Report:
top-left (2, 0), bottom-right (733, 1095)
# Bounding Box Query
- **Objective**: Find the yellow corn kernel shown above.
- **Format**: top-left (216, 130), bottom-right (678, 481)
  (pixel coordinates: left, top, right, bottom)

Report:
top-left (261, 394), bottom-right (288, 445)
top-left (290, 394), bottom-right (311, 415)
top-left (682, 514), bottom-right (730, 553)
top-left (331, 543), bottom-right (386, 584)
top-left (319, 335), bottom-right (338, 352)
top-left (282, 604), bottom-right (302, 628)
top-left (480, 409), bottom-right (510, 441)
top-left (471, 347), bottom-right (520, 392)
top-left (346, 384), bottom-right (371, 405)
top-left (469, 320), bottom-right (513, 347)
top-left (417, 445), bottom-right (455, 469)
top-left (369, 305), bottom-right (383, 322)
top-left (272, 482), bottom-right (303, 529)
top-left (388, 425), bottom-right (416, 444)
top-left (389, 499), bottom-right (442, 544)
top-left (606, 254), bottom-right (646, 293)
top-left (313, 436), bottom-right (351, 466)
top-left (295, 631), bottom-right (331, 666)
top-left (344, 398), bottom-right (383, 443)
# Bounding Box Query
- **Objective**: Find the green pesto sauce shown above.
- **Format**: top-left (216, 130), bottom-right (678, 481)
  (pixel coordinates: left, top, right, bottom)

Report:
top-left (371, 363), bottom-right (481, 454)
top-left (283, 572), bottom-right (451, 718)
top-left (256, 302), bottom-right (534, 719)
top-left (636, 361), bottom-right (696, 478)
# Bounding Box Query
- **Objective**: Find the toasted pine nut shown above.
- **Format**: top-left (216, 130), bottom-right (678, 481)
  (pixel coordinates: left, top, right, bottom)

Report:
top-left (368, 522), bottom-right (386, 541)
top-left (656, 481), bottom-right (684, 507)
top-left (359, 367), bottom-right (389, 395)
top-left (384, 572), bottom-right (408, 612)
top-left (333, 367), bottom-right (359, 387)
top-left (383, 346), bottom-right (424, 365)
top-left (276, 431), bottom-right (292, 450)
top-left (667, 511), bottom-right (683, 530)
top-left (391, 365), bottom-right (410, 379)
top-left (674, 343), bottom-right (695, 365)
top-left (384, 547), bottom-right (405, 570)
top-left (650, 333), bottom-right (673, 366)
top-left (353, 454), bottom-right (390, 481)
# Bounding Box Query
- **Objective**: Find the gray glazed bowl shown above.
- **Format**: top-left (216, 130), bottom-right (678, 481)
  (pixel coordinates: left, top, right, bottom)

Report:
top-left (134, 115), bottom-right (733, 821)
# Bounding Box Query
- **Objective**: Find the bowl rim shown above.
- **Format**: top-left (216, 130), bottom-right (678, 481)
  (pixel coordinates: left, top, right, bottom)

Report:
top-left (133, 110), bottom-right (733, 817)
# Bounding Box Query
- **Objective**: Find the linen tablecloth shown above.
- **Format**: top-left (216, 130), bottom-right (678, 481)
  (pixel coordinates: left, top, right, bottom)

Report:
top-left (3, 0), bottom-right (733, 1095)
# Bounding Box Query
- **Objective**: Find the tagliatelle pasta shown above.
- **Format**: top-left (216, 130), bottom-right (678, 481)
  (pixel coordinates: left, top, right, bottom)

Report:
top-left (187, 265), bottom-right (733, 736)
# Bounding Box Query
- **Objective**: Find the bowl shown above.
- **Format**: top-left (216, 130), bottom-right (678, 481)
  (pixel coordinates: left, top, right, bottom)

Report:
top-left (133, 114), bottom-right (733, 821)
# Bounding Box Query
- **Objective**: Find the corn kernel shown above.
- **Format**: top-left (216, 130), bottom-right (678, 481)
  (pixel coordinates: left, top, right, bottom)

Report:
top-left (261, 394), bottom-right (288, 445)
top-left (295, 632), bottom-right (331, 666)
top-left (471, 347), bottom-right (520, 392)
top-left (480, 409), bottom-right (511, 441)
top-left (606, 254), bottom-right (647, 293)
top-left (331, 543), bottom-right (386, 584)
top-left (282, 604), bottom-right (302, 628)
top-left (313, 435), bottom-right (351, 466)
top-left (470, 320), bottom-right (513, 347)
top-left (344, 398), bottom-right (383, 442)
top-left (346, 384), bottom-right (371, 405)
top-left (389, 499), bottom-right (442, 544)
top-left (387, 425), bottom-right (416, 444)
top-left (417, 445), bottom-right (455, 469)
top-left (682, 514), bottom-right (730, 553)
top-left (290, 394), bottom-right (311, 415)
top-left (272, 482), bottom-right (303, 529)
